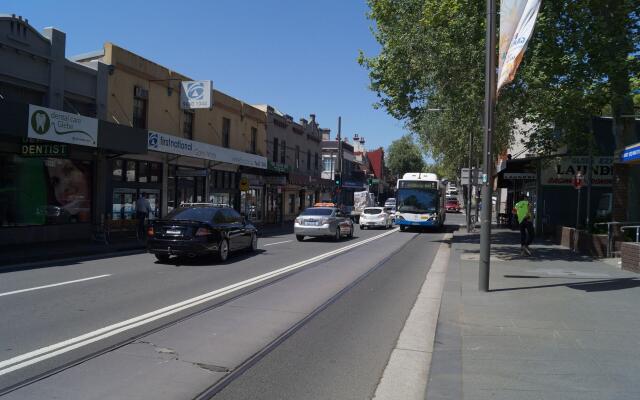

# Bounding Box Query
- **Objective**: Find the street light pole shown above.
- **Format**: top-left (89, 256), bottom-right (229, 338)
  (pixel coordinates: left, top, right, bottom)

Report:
top-left (479, 0), bottom-right (496, 293)
top-left (467, 129), bottom-right (473, 232)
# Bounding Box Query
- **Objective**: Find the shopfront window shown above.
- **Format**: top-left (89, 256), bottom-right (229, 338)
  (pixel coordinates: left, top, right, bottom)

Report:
top-left (150, 162), bottom-right (161, 183)
top-left (126, 160), bottom-right (136, 182)
top-left (112, 159), bottom-right (123, 180)
top-left (241, 188), bottom-right (263, 222)
top-left (138, 162), bottom-right (149, 183)
top-left (288, 194), bottom-right (295, 214)
top-left (0, 155), bottom-right (92, 226)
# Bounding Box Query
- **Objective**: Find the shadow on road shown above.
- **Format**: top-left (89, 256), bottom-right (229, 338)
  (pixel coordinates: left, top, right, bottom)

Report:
top-left (157, 249), bottom-right (267, 267)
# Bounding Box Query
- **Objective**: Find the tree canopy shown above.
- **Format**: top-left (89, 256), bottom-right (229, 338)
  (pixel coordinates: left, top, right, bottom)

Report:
top-left (360, 0), bottom-right (639, 171)
top-left (386, 134), bottom-right (426, 177)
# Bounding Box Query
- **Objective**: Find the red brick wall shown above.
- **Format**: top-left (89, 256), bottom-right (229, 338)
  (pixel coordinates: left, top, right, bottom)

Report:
top-left (621, 242), bottom-right (640, 273)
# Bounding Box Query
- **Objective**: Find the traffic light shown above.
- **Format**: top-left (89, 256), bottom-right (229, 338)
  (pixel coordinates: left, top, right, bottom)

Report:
top-left (368, 177), bottom-right (373, 186)
top-left (334, 173), bottom-right (341, 187)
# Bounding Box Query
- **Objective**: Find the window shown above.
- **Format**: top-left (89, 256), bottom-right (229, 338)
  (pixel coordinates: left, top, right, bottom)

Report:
top-left (323, 156), bottom-right (334, 173)
top-left (183, 111), bottom-right (194, 140)
top-left (149, 163), bottom-right (161, 183)
top-left (126, 160), bottom-right (136, 182)
top-left (250, 127), bottom-right (257, 154)
top-left (0, 155), bottom-right (92, 226)
top-left (281, 140), bottom-right (286, 164)
top-left (307, 150), bottom-right (311, 170)
top-left (222, 117), bottom-right (231, 148)
top-left (273, 138), bottom-right (279, 162)
top-left (132, 88), bottom-right (147, 129)
top-left (295, 146), bottom-right (300, 170)
top-left (138, 162), bottom-right (149, 183)
top-left (112, 159), bottom-right (123, 181)
top-left (315, 153), bottom-right (319, 170)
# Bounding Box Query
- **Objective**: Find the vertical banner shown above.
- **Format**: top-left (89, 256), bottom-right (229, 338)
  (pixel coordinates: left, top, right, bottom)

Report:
top-left (497, 0), bottom-right (542, 93)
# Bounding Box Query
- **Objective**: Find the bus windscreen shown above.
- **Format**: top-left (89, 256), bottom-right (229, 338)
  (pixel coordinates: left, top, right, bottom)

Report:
top-left (397, 189), bottom-right (439, 213)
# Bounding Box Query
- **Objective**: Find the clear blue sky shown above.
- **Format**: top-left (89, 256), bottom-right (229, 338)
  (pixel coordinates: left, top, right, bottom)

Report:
top-left (5, 0), bottom-right (409, 151)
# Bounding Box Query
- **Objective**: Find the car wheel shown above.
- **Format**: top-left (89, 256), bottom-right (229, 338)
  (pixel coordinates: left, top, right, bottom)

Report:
top-left (218, 239), bottom-right (229, 262)
top-left (249, 233), bottom-right (258, 251)
top-left (361, 225), bottom-right (366, 230)
top-left (155, 254), bottom-right (170, 262)
top-left (334, 227), bottom-right (341, 241)
top-left (400, 225), bottom-right (407, 232)
top-left (296, 235), bottom-right (305, 242)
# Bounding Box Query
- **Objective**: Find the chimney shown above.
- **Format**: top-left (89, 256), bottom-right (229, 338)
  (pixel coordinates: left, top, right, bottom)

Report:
top-left (300, 118), bottom-right (308, 127)
top-left (353, 133), bottom-right (359, 141)
top-left (321, 128), bottom-right (331, 141)
top-left (310, 114), bottom-right (316, 123)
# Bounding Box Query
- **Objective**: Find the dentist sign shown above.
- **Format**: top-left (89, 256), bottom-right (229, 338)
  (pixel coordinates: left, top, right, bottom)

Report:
top-left (27, 105), bottom-right (98, 147)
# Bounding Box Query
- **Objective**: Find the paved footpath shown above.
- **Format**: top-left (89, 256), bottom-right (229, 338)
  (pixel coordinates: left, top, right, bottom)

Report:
top-left (427, 228), bottom-right (640, 400)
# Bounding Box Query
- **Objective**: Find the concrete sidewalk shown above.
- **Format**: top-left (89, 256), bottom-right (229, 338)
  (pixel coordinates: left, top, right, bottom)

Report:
top-left (427, 228), bottom-right (640, 400)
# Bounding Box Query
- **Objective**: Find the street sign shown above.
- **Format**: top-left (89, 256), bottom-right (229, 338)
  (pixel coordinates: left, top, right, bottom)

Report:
top-left (460, 168), bottom-right (482, 185)
top-left (239, 177), bottom-right (250, 191)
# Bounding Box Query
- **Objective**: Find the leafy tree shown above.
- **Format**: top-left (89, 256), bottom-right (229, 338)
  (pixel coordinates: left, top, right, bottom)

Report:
top-left (360, 0), bottom-right (639, 163)
top-left (386, 134), bottom-right (426, 177)
top-left (359, 0), bottom-right (516, 174)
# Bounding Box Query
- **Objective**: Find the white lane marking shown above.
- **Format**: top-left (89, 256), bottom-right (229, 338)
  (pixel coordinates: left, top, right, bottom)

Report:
top-left (262, 240), bottom-right (293, 247)
top-left (0, 275), bottom-right (111, 298)
top-left (0, 228), bottom-right (399, 376)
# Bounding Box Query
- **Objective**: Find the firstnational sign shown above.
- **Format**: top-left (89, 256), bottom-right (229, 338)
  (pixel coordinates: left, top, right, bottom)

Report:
top-left (147, 131), bottom-right (266, 169)
top-left (180, 80), bottom-right (213, 109)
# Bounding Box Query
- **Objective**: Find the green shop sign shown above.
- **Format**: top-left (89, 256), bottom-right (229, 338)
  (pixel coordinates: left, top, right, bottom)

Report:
top-left (268, 160), bottom-right (291, 173)
top-left (27, 104), bottom-right (98, 148)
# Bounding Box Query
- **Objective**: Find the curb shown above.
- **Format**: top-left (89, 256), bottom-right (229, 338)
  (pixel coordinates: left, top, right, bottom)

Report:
top-left (372, 233), bottom-right (452, 400)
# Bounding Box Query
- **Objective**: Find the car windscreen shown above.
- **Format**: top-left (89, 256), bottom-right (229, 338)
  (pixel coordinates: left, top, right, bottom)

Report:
top-left (363, 208), bottom-right (382, 214)
top-left (300, 208), bottom-right (333, 216)
top-left (165, 207), bottom-right (218, 222)
top-left (397, 189), bottom-right (439, 213)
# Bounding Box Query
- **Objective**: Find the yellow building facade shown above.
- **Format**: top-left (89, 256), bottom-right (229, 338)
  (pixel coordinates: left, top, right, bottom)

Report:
top-left (76, 42), bottom-right (268, 221)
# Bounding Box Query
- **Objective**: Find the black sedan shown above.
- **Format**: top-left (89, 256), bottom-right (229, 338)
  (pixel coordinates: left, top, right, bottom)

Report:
top-left (147, 205), bottom-right (258, 262)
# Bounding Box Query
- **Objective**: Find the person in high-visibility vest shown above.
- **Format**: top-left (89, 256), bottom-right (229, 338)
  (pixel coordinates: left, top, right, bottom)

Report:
top-left (513, 195), bottom-right (534, 256)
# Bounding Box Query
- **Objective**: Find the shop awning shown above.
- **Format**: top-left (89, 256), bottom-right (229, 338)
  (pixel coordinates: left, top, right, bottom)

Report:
top-left (496, 157), bottom-right (537, 188)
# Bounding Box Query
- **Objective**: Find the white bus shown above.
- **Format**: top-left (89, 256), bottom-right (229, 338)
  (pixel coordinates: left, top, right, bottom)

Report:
top-left (395, 172), bottom-right (446, 231)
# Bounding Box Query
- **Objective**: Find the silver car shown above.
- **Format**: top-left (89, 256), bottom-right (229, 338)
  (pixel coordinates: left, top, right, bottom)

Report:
top-left (294, 207), bottom-right (354, 241)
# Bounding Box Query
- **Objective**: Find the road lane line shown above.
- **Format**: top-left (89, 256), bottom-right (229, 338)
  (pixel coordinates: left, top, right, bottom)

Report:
top-left (0, 275), bottom-right (111, 298)
top-left (0, 228), bottom-right (399, 377)
top-left (262, 240), bottom-right (293, 247)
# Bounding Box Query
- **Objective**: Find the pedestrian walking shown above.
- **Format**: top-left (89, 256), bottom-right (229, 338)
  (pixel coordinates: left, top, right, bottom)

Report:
top-left (135, 193), bottom-right (152, 240)
top-left (513, 195), bottom-right (534, 256)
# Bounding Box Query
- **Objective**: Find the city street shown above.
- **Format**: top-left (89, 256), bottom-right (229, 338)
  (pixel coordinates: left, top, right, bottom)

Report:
top-left (0, 214), bottom-right (464, 399)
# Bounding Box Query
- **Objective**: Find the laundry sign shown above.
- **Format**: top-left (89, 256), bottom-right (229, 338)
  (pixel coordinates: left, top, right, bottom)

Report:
top-left (541, 156), bottom-right (613, 187)
top-left (27, 105), bottom-right (98, 147)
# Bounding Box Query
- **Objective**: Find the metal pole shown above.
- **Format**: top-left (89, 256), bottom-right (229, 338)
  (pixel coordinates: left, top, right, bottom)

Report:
top-left (467, 131), bottom-right (473, 231)
top-left (479, 0), bottom-right (496, 292)
top-left (576, 187), bottom-right (581, 228)
top-left (586, 121), bottom-right (594, 229)
top-left (337, 117), bottom-right (342, 205)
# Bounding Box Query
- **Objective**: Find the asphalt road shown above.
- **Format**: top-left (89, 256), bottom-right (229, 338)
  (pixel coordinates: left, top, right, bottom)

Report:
top-left (0, 213), bottom-right (465, 398)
